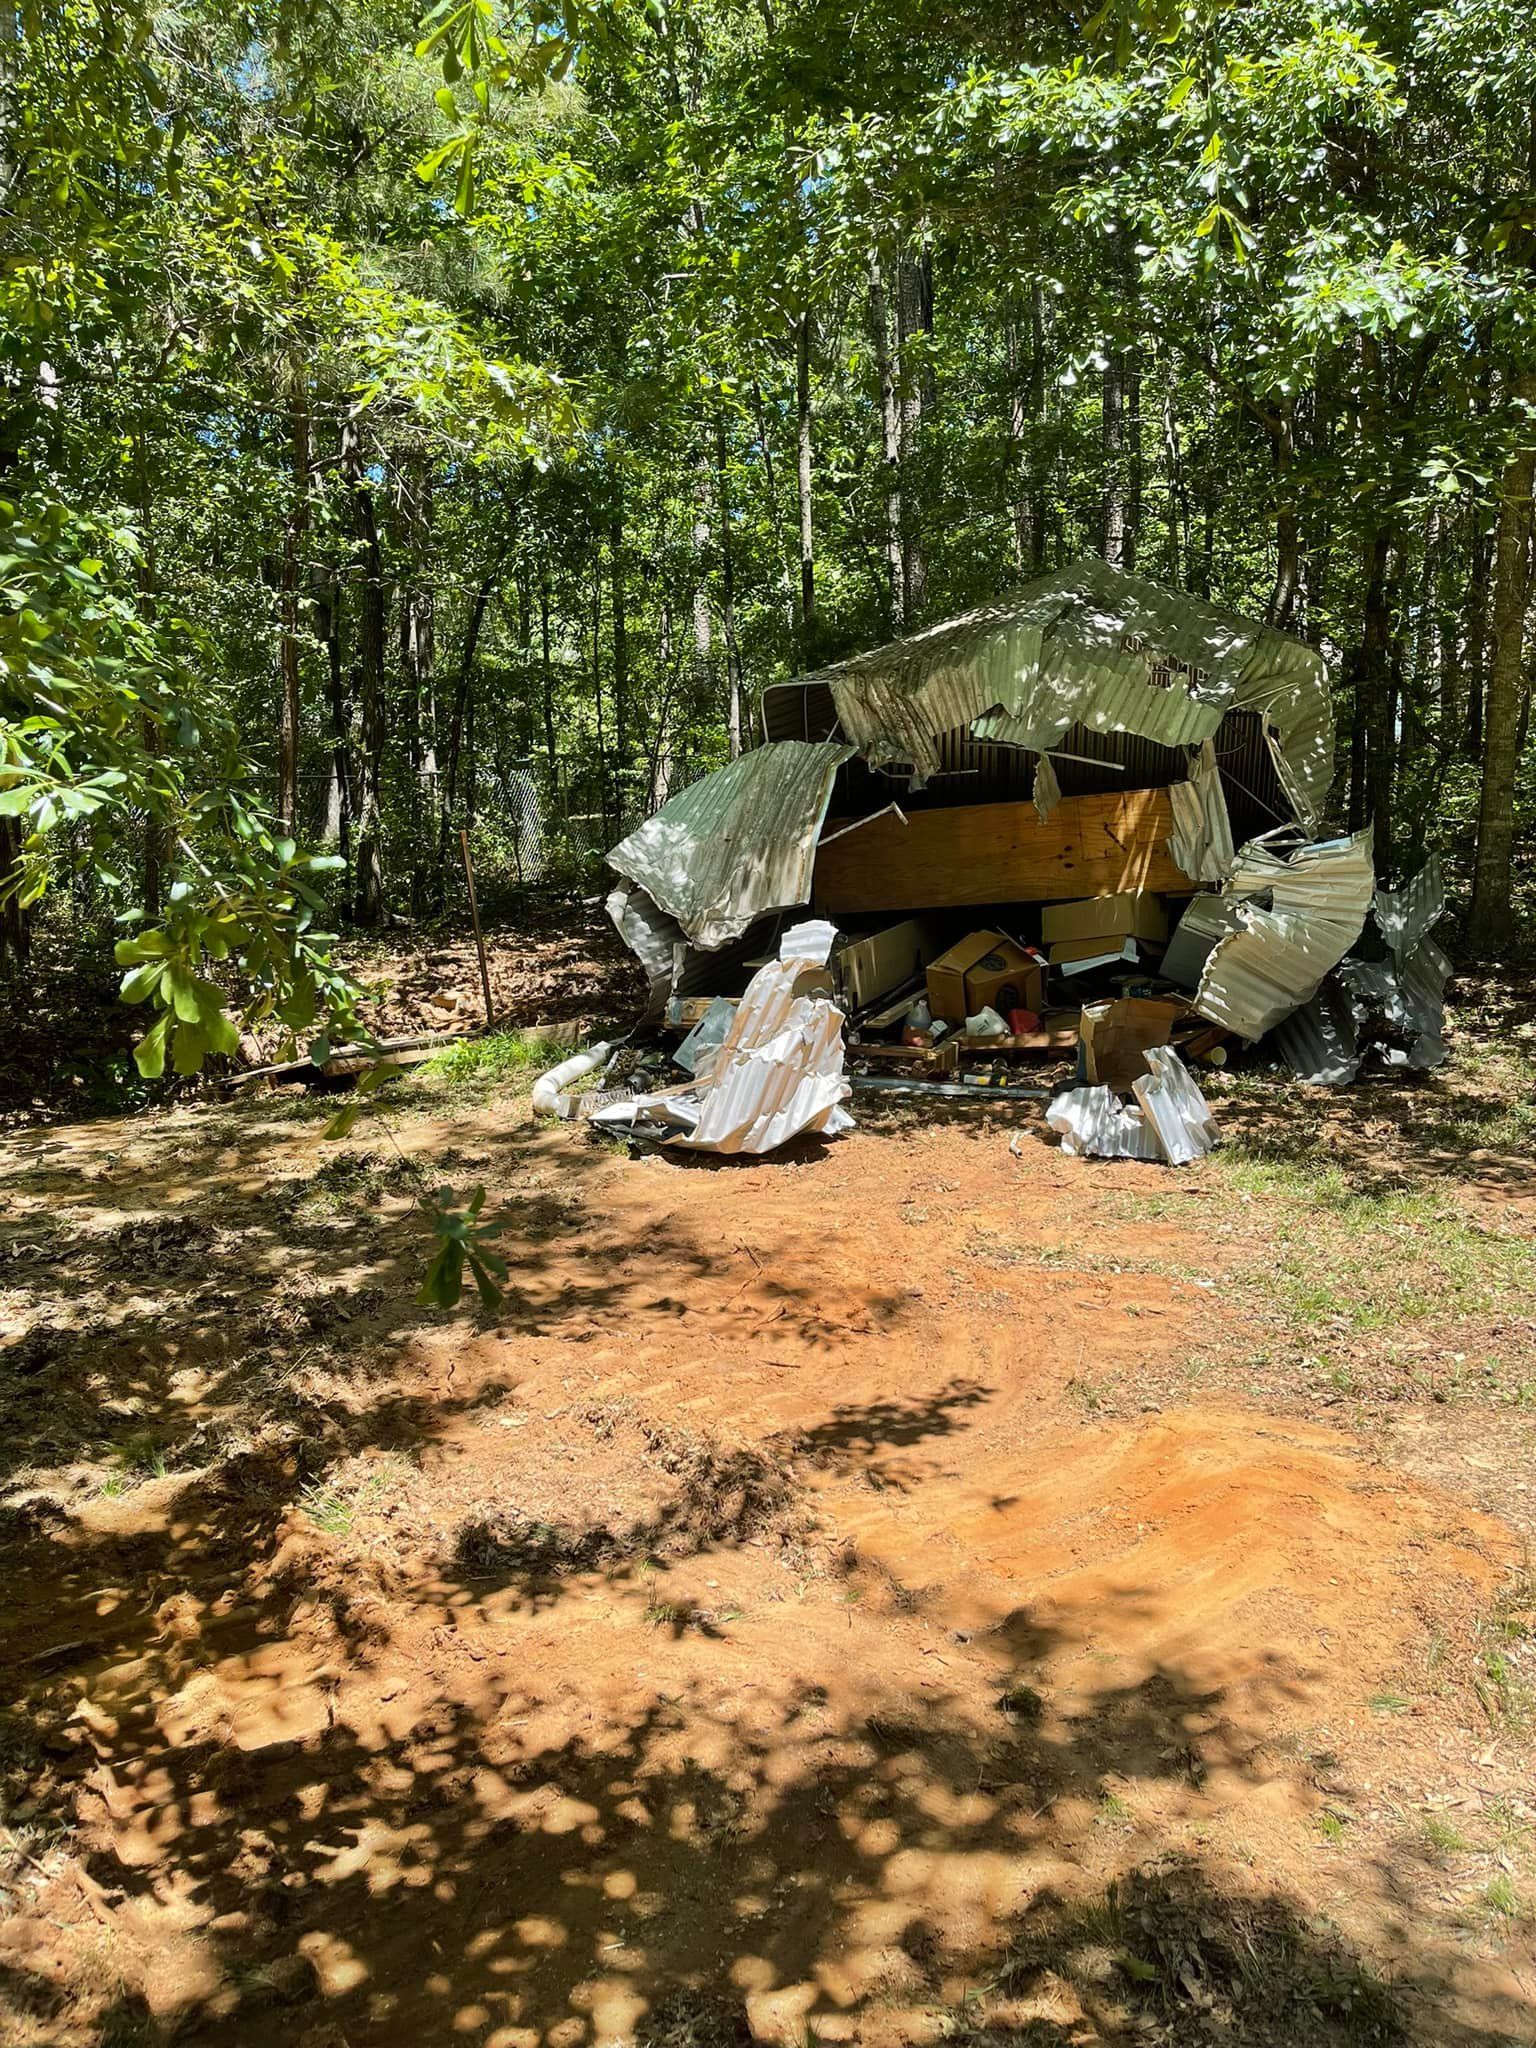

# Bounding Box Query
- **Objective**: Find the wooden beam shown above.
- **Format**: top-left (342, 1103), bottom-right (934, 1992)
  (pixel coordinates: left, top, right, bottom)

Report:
top-left (813, 788), bottom-right (1193, 914)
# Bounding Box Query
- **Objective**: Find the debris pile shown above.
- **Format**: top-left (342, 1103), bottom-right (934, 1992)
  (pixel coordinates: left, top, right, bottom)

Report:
top-left (561, 560), bottom-right (1453, 1164)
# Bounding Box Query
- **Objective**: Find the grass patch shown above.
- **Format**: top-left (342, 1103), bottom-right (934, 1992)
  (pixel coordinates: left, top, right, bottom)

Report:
top-left (1421, 1814), bottom-right (1470, 1855)
top-left (417, 1031), bottom-right (560, 1095)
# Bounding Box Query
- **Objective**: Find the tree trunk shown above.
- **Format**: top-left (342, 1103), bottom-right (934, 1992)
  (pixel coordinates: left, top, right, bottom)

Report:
top-left (1468, 368), bottom-right (1536, 952)
top-left (438, 572), bottom-right (493, 876)
top-left (897, 246), bottom-right (926, 617)
top-left (868, 249), bottom-right (904, 631)
top-left (1102, 349), bottom-right (1127, 568)
top-left (691, 437), bottom-right (715, 726)
top-left (343, 415), bottom-right (387, 926)
top-left (1161, 358), bottom-right (1184, 586)
top-left (611, 513), bottom-right (630, 820)
top-left (315, 566), bottom-right (350, 866)
top-left (539, 571), bottom-right (557, 770)
top-left (795, 311), bottom-right (816, 650)
top-left (1346, 526), bottom-right (1395, 875)
top-left (750, 378), bottom-right (797, 631)
top-left (278, 375), bottom-right (310, 830)
top-left (398, 462), bottom-right (436, 911)
top-left (715, 415), bottom-right (744, 757)
top-left (1464, 521), bottom-right (1493, 761)
top-left (1266, 404), bottom-right (1300, 629)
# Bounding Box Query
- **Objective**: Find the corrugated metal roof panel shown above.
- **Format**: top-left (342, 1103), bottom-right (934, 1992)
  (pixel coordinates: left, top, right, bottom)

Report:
top-left (1194, 830), bottom-right (1375, 1039)
top-left (1374, 856), bottom-right (1446, 967)
top-left (1270, 983), bottom-right (1362, 1085)
top-left (794, 558), bottom-right (1331, 823)
top-left (606, 741), bottom-right (855, 951)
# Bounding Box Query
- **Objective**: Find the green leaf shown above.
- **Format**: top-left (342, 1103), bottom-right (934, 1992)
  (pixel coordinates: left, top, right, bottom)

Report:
top-left (323, 1101), bottom-right (364, 1141)
top-left (133, 1013), bottom-right (170, 1080)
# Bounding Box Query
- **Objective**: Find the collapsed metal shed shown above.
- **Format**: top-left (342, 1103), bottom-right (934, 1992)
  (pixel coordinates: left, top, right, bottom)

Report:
top-left (602, 557), bottom-right (1444, 1065)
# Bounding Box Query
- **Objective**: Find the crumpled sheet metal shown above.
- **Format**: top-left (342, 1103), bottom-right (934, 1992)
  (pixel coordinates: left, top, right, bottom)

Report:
top-left (1270, 980), bottom-right (1362, 1086)
top-left (1194, 829), bottom-right (1375, 1040)
top-left (1373, 855), bottom-right (1445, 969)
top-left (605, 740), bottom-right (854, 951)
top-left (799, 557), bottom-right (1331, 824)
top-left (1166, 738), bottom-right (1236, 885)
top-left (1132, 1046), bottom-right (1220, 1164)
top-left (1338, 934), bottom-right (1453, 1071)
top-left (1047, 1048), bottom-right (1217, 1165)
top-left (606, 881), bottom-right (683, 1018)
top-left (1046, 1087), bottom-right (1163, 1161)
top-left (590, 921), bottom-right (853, 1156)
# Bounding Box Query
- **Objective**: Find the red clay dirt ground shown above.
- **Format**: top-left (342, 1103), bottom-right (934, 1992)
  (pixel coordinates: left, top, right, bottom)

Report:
top-left (1, 1013), bottom-right (1535, 2047)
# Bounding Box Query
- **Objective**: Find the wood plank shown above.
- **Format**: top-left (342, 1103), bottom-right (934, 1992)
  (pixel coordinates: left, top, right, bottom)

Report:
top-left (813, 788), bottom-right (1193, 915)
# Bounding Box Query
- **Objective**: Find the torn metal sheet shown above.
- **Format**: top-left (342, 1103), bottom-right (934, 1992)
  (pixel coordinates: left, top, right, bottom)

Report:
top-left (1337, 934), bottom-right (1453, 1071)
top-left (1131, 1046), bottom-right (1220, 1164)
top-left (1161, 894), bottom-right (1242, 989)
top-left (606, 740), bottom-right (854, 951)
top-left (590, 920), bottom-right (852, 1156)
top-left (797, 558), bottom-right (1331, 824)
top-left (1374, 855), bottom-right (1445, 968)
top-left (1269, 981), bottom-right (1362, 1086)
top-left (1194, 829), bottom-right (1375, 1040)
top-left (1166, 739), bottom-right (1236, 885)
top-left (1032, 749), bottom-right (1062, 822)
top-left (606, 882), bottom-right (682, 1017)
top-left (1046, 1087), bottom-right (1164, 1161)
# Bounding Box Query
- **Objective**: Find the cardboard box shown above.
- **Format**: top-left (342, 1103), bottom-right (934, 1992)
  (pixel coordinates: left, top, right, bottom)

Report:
top-left (926, 930), bottom-right (1044, 1024)
top-left (1041, 891), bottom-right (1168, 946)
top-left (1079, 997), bottom-right (1189, 1092)
top-left (834, 918), bottom-right (939, 1011)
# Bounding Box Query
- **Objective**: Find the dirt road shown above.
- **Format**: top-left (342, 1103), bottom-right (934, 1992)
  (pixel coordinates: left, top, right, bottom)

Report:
top-left (1, 1078), bottom-right (1532, 2045)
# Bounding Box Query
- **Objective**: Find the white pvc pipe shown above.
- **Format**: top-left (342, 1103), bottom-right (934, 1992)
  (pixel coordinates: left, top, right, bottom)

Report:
top-left (532, 1041), bottom-right (612, 1119)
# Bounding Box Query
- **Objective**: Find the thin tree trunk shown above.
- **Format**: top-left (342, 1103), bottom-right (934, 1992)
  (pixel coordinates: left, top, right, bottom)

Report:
top-left (539, 571), bottom-right (557, 770)
top-left (750, 378), bottom-right (797, 631)
top-left (438, 571), bottom-right (493, 875)
top-left (1464, 520), bottom-right (1493, 761)
top-left (1347, 525), bottom-right (1395, 875)
top-left (1125, 351), bottom-right (1142, 573)
top-left (897, 246), bottom-right (926, 616)
top-left (715, 415), bottom-right (744, 757)
top-left (1102, 349), bottom-right (1127, 568)
top-left (611, 513), bottom-right (630, 818)
top-left (1468, 367), bottom-right (1536, 952)
top-left (315, 566), bottom-right (350, 865)
top-left (343, 415), bottom-right (387, 925)
top-left (1266, 404), bottom-right (1300, 629)
top-left (868, 249), bottom-right (904, 631)
top-left (691, 436), bottom-right (715, 724)
top-left (591, 567), bottom-right (608, 831)
top-left (278, 374), bottom-right (310, 829)
top-left (795, 311), bottom-right (816, 649)
top-left (1161, 359), bottom-right (1184, 586)
top-left (398, 462), bottom-right (436, 910)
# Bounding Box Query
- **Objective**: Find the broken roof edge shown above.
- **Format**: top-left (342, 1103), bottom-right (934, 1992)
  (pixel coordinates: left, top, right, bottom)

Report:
top-left (605, 739), bottom-right (855, 952)
top-left (770, 558), bottom-right (1332, 827)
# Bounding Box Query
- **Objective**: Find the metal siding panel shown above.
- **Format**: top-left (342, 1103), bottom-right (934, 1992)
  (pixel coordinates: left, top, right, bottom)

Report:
top-left (606, 741), bottom-right (854, 950)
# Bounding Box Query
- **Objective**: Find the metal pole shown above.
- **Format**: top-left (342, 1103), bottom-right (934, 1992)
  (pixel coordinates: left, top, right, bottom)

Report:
top-left (459, 829), bottom-right (495, 1028)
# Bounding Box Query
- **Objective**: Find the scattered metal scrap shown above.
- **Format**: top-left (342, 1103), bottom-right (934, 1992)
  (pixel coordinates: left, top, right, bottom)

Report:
top-left (1046, 1046), bottom-right (1218, 1165)
top-left (590, 921), bottom-right (853, 1155)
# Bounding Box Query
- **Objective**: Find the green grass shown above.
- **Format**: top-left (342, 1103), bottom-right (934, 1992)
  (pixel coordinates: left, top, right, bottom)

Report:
top-left (1420, 1815), bottom-right (1470, 1855)
top-left (417, 1030), bottom-right (562, 1095)
top-left (1480, 1874), bottom-right (1528, 1921)
top-left (298, 1468), bottom-right (391, 1536)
